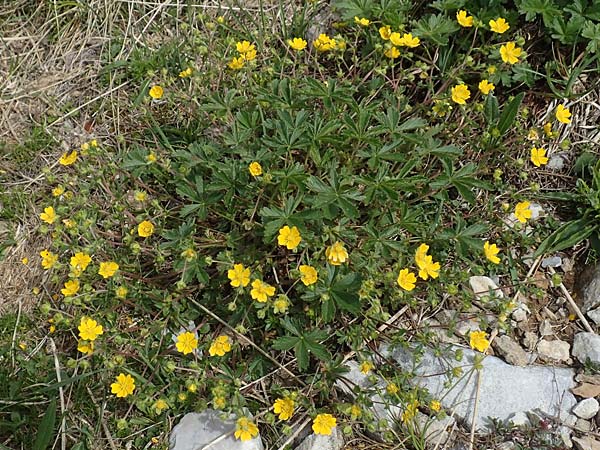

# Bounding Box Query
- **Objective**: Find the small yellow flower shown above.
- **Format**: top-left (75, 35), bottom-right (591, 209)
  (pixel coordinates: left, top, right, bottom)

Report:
top-left (543, 122), bottom-right (553, 136)
top-left (359, 361), bottom-right (374, 374)
top-left (287, 37), bottom-right (307, 51)
top-left (249, 161), bottom-right (262, 176)
top-left (277, 225), bottom-right (301, 250)
top-left (146, 152), bottom-right (157, 163)
top-left (52, 186), bottom-right (65, 197)
top-left (379, 25), bottom-right (392, 40)
top-left (478, 79), bottom-right (495, 95)
top-left (81, 142), bottom-right (89, 151)
top-left (555, 104), bottom-right (571, 124)
top-left (500, 42), bottom-right (522, 65)
top-left (228, 56), bottom-right (245, 70)
top-left (213, 396), bottom-right (226, 408)
top-left (176, 331), bottom-right (198, 355)
top-left (98, 261), bottom-right (119, 279)
top-left (40, 250), bottom-right (58, 269)
top-left (61, 279), bottom-right (80, 297)
top-left (187, 383), bottom-right (198, 393)
top-left (384, 46), bottom-right (400, 59)
top-left (236, 40), bottom-right (256, 55)
top-left (40, 206), bottom-right (57, 224)
top-left (489, 17), bottom-right (509, 33)
top-left (77, 340), bottom-right (94, 355)
top-left (401, 400), bottom-right (419, 423)
top-left (469, 330), bottom-right (490, 352)
top-left (326, 241), bottom-right (348, 265)
top-left (116, 286), bottom-right (128, 299)
top-left (530, 147), bottom-right (548, 167)
top-left (417, 256), bottom-right (440, 280)
top-left (250, 279), bottom-right (276, 302)
top-left (354, 16), bottom-right (370, 26)
top-left (430, 400), bottom-right (442, 412)
top-left (312, 413), bottom-right (336, 435)
top-left (21, 257), bottom-right (29, 265)
top-left (216, 16), bottom-right (225, 24)
top-left (397, 268), bottom-right (417, 291)
top-left (273, 397), bottom-right (295, 420)
top-left (90, 139), bottom-right (98, 147)
top-left (488, 65), bottom-right (497, 75)
top-left (228, 264), bottom-right (251, 287)
top-left (78, 317), bottom-right (103, 341)
top-left (59, 150), bottom-right (78, 166)
top-left (391, 32), bottom-right (420, 47)
top-left (111, 373), bottom-right (136, 398)
top-left (273, 296), bottom-right (290, 314)
top-left (153, 399), bottom-right (169, 414)
top-left (70, 252), bottom-right (92, 273)
top-left (138, 220), bottom-right (154, 237)
top-left (299, 265), bottom-right (318, 286)
top-left (386, 382), bottom-right (399, 395)
top-left (242, 49), bottom-right (257, 62)
top-left (134, 191), bottom-right (147, 202)
top-left (456, 10), bottom-right (473, 27)
top-left (451, 84), bottom-right (471, 105)
top-left (514, 201), bottom-right (532, 223)
top-left (62, 218), bottom-right (75, 228)
top-left (313, 34), bottom-right (336, 52)
top-left (179, 67), bottom-right (193, 78)
top-left (209, 335), bottom-right (232, 356)
top-left (234, 417), bottom-right (259, 442)
top-left (483, 241), bottom-right (501, 264)
top-left (350, 404), bottom-right (362, 419)
top-left (149, 85), bottom-right (163, 99)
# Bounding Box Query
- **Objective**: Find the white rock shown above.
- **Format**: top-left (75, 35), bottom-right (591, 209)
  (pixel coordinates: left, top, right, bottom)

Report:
top-left (469, 276), bottom-right (504, 301)
top-left (539, 319), bottom-right (553, 336)
top-left (493, 335), bottom-right (528, 366)
top-left (572, 332), bottom-right (600, 365)
top-left (509, 412), bottom-right (529, 426)
top-left (529, 203), bottom-right (545, 220)
top-left (582, 265), bottom-right (600, 312)
top-left (295, 427), bottom-right (344, 450)
top-left (587, 308), bottom-right (600, 326)
top-left (512, 305), bottom-right (530, 322)
top-left (547, 155), bottom-right (566, 171)
top-left (541, 256), bottom-right (562, 268)
top-left (572, 398), bottom-right (599, 419)
top-left (573, 436), bottom-right (600, 450)
top-left (414, 412), bottom-right (455, 447)
top-left (169, 410), bottom-right (264, 450)
top-left (575, 418), bottom-right (592, 432)
top-left (537, 339), bottom-right (570, 362)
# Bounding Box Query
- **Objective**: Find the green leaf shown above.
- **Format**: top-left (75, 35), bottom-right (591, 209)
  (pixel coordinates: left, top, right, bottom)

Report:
top-left (321, 297), bottom-right (336, 323)
top-left (330, 273), bottom-right (362, 314)
top-left (497, 92), bottom-right (524, 136)
top-left (295, 340), bottom-right (310, 371)
top-left (534, 218), bottom-right (598, 257)
top-left (272, 335), bottom-right (300, 351)
top-left (33, 398), bottom-right (56, 450)
top-left (484, 94), bottom-right (499, 125)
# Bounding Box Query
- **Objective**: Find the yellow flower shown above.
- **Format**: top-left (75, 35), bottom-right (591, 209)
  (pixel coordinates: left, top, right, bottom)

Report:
top-left (451, 84), bottom-right (471, 105)
top-left (273, 296), bottom-right (290, 314)
top-left (379, 25), bottom-right (392, 40)
top-left (401, 400), bottom-right (418, 424)
top-left (52, 186), bottom-right (65, 197)
top-left (312, 413), bottom-right (336, 435)
top-left (149, 85), bottom-right (163, 99)
top-left (153, 399), bottom-right (169, 414)
top-left (456, 10), bottom-right (473, 27)
top-left (90, 139), bottom-right (98, 147)
top-left (111, 373), bottom-right (136, 398)
top-left (61, 279), bottom-right (80, 297)
top-left (488, 65), bottom-right (497, 75)
top-left (176, 331), bottom-right (198, 355)
top-left (228, 263), bottom-right (251, 287)
top-left (116, 286), bottom-right (128, 299)
top-left (209, 335), bottom-right (232, 356)
top-left (138, 220), bottom-right (154, 237)
top-left (134, 191), bottom-right (147, 201)
top-left (313, 34), bottom-right (336, 52)
top-left (77, 340), bottom-right (94, 355)
top-left (187, 383), bottom-right (198, 393)
top-left (417, 256), bottom-right (440, 280)
top-left (21, 257), bottom-right (29, 265)
top-left (500, 41), bottom-right (522, 65)
top-left (59, 150), bottom-right (78, 166)
top-left (359, 361), bottom-right (374, 374)
top-left (287, 37), bottom-right (307, 51)
top-left (234, 417), bottom-right (259, 442)
top-left (399, 33), bottom-right (420, 47)
top-left (354, 16), bottom-right (370, 26)
top-left (228, 56), bottom-right (245, 70)
top-left (299, 265), bottom-right (318, 286)
top-left (325, 241), bottom-right (348, 265)
top-left (81, 142), bottom-right (89, 151)
top-left (98, 261), bottom-right (119, 279)
top-left (384, 46), bottom-right (400, 59)
top-left (78, 317), bottom-right (103, 341)
top-left (386, 382), bottom-right (399, 395)
top-left (530, 147), bottom-right (548, 167)
top-left (350, 404), bottom-right (362, 419)
top-left (430, 400), bottom-right (441, 412)
top-left (40, 206), bottom-right (57, 224)
top-left (397, 268), bottom-right (417, 291)
top-left (543, 122), bottom-right (553, 136)
top-left (489, 17), bottom-right (509, 33)
top-left (179, 67), bottom-right (193, 78)
top-left (478, 79), bottom-right (495, 95)
top-left (62, 218), bottom-right (75, 228)
top-left (273, 397), bottom-right (295, 420)
top-left (250, 279), bottom-right (276, 302)
top-left (216, 16), bottom-right (225, 24)
top-left (242, 49), bottom-right (257, 62)
top-left (213, 396), bottom-right (226, 408)
top-left (249, 161), bottom-right (262, 176)
top-left (514, 201), bottom-right (532, 223)
top-left (469, 330), bottom-right (490, 352)
top-left (278, 225), bottom-right (301, 250)
top-left (555, 104), bottom-right (571, 124)
top-left (483, 241), bottom-right (501, 264)
top-left (70, 252), bottom-right (92, 273)
top-left (40, 250), bottom-right (58, 269)
top-left (415, 243), bottom-right (429, 266)
top-left (236, 40), bottom-right (256, 55)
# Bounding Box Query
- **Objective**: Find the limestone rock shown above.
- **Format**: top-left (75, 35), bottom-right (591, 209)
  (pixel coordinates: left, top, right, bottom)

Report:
top-left (380, 344), bottom-right (576, 431)
top-left (414, 412), bottom-right (455, 447)
top-left (587, 307), bottom-right (600, 326)
top-left (169, 410), bottom-right (264, 450)
top-left (582, 265), bottom-right (600, 313)
top-left (537, 339), bottom-right (570, 362)
top-left (572, 332), bottom-right (600, 365)
top-left (575, 418), bottom-right (591, 432)
top-left (573, 436), bottom-right (600, 450)
top-left (571, 383), bottom-right (600, 398)
top-left (493, 335), bottom-right (528, 366)
top-left (469, 276), bottom-right (504, 301)
top-left (577, 373), bottom-right (600, 385)
top-left (541, 256), bottom-right (562, 268)
top-left (572, 398), bottom-right (599, 419)
top-left (294, 427), bottom-right (344, 450)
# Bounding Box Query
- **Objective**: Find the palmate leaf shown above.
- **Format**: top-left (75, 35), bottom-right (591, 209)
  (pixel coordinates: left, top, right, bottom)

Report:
top-left (414, 14), bottom-right (460, 46)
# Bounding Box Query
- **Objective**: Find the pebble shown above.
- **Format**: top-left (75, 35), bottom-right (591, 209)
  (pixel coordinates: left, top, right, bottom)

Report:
top-left (572, 398), bottom-right (599, 419)
top-left (493, 335), bottom-right (529, 366)
top-left (537, 339), bottom-right (570, 362)
top-left (572, 332), bottom-right (600, 365)
top-left (587, 307), bottom-right (600, 326)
